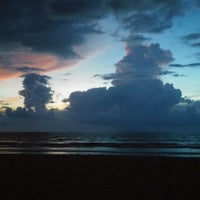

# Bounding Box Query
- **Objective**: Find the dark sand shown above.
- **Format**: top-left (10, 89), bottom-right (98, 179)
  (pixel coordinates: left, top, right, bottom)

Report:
top-left (0, 155), bottom-right (200, 200)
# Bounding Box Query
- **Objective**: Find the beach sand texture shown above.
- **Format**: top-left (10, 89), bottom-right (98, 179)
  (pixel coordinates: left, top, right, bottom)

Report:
top-left (0, 155), bottom-right (200, 200)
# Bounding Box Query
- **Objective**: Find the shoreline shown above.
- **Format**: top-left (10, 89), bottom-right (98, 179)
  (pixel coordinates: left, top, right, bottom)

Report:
top-left (0, 154), bottom-right (200, 199)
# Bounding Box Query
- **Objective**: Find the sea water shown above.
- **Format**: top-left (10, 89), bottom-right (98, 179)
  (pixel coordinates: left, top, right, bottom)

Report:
top-left (0, 131), bottom-right (200, 157)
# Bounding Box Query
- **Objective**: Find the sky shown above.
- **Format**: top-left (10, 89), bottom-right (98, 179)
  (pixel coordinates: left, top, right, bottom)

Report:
top-left (1, 0), bottom-right (200, 132)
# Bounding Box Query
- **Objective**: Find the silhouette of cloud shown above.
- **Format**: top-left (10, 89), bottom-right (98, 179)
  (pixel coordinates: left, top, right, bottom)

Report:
top-left (110, 0), bottom-right (183, 34)
top-left (67, 79), bottom-right (182, 130)
top-left (121, 34), bottom-right (151, 45)
top-left (0, 0), bottom-right (102, 79)
top-left (0, 51), bottom-right (78, 80)
top-left (181, 32), bottom-right (200, 48)
top-left (181, 32), bottom-right (200, 41)
top-left (19, 73), bottom-right (53, 113)
top-left (17, 66), bottom-right (44, 73)
top-left (67, 43), bottom-right (183, 130)
top-left (1, 1), bottom-right (200, 132)
top-left (102, 43), bottom-right (173, 85)
top-left (169, 63), bottom-right (200, 67)
top-left (0, 0), bottom-right (185, 80)
top-left (159, 70), bottom-right (175, 76)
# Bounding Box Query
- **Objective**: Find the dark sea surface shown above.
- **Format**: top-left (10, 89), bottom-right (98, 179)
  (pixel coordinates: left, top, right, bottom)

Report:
top-left (0, 131), bottom-right (200, 157)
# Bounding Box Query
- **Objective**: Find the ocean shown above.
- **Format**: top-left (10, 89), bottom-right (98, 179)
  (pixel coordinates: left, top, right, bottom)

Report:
top-left (0, 131), bottom-right (200, 157)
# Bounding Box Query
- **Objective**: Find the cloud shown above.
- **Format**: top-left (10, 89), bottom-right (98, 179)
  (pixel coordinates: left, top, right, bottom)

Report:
top-left (159, 71), bottom-right (187, 78)
top-left (2, 107), bottom-right (64, 132)
top-left (94, 43), bottom-right (173, 84)
top-left (110, 43), bottom-right (173, 85)
top-left (110, 0), bottom-right (183, 34)
top-left (159, 70), bottom-right (176, 76)
top-left (196, 0), bottom-right (200, 6)
top-left (49, 0), bottom-right (106, 20)
top-left (63, 73), bottom-right (72, 76)
top-left (191, 42), bottom-right (200, 47)
top-left (0, 100), bottom-right (9, 112)
top-left (181, 32), bottom-right (200, 41)
top-left (94, 73), bottom-right (116, 80)
top-left (0, 0), bottom-right (186, 81)
top-left (5, 107), bottom-right (36, 118)
top-left (19, 73), bottom-right (53, 113)
top-left (67, 79), bottom-right (182, 130)
top-left (121, 34), bottom-right (151, 45)
top-left (181, 32), bottom-right (200, 48)
top-left (1, 41), bottom-right (199, 132)
top-left (16, 66), bottom-right (44, 73)
top-left (108, 0), bottom-right (182, 13)
top-left (0, 0), bottom-right (101, 58)
top-left (67, 43), bottom-right (182, 130)
top-left (169, 63), bottom-right (200, 67)
top-left (0, 0), bottom-right (103, 79)
top-left (66, 42), bottom-right (200, 130)
top-left (0, 50), bottom-right (78, 80)
top-left (173, 73), bottom-right (187, 77)
top-left (2, 1), bottom-right (200, 132)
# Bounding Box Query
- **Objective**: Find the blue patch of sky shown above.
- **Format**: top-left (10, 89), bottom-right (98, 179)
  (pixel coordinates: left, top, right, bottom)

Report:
top-left (149, 8), bottom-right (200, 100)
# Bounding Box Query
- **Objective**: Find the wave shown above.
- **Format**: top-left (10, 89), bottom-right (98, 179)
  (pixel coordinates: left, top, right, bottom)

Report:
top-left (1, 141), bottom-right (200, 149)
top-left (1, 132), bottom-right (200, 157)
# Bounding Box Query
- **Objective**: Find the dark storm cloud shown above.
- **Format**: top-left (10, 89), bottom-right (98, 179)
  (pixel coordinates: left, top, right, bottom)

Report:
top-left (191, 42), bottom-right (200, 47)
top-left (195, 0), bottom-right (200, 6)
top-left (122, 12), bottom-right (172, 33)
top-left (0, 0), bottom-right (186, 80)
top-left (0, 56), bottom-right (11, 68)
top-left (93, 73), bottom-right (116, 80)
top-left (0, 0), bottom-right (103, 78)
top-left (181, 32), bottom-right (200, 48)
top-left (0, 0), bottom-right (184, 60)
top-left (111, 43), bottom-right (173, 85)
top-left (19, 73), bottom-right (53, 113)
top-left (169, 63), bottom-right (200, 68)
top-left (108, 0), bottom-right (182, 12)
top-left (94, 43), bottom-right (173, 83)
top-left (5, 107), bottom-right (36, 118)
top-left (16, 66), bottom-right (44, 73)
top-left (121, 34), bottom-right (151, 45)
top-left (49, 0), bottom-right (106, 20)
top-left (159, 70), bottom-right (175, 76)
top-left (68, 87), bottom-right (111, 123)
top-left (182, 32), bottom-right (200, 41)
top-left (158, 70), bottom-right (186, 77)
top-left (0, 0), bottom-right (102, 60)
top-left (159, 71), bottom-right (187, 77)
top-left (173, 73), bottom-right (186, 77)
top-left (3, 106), bottom-right (59, 132)
top-left (2, 1), bottom-right (199, 132)
top-left (67, 80), bottom-right (182, 129)
top-left (66, 40), bottom-right (200, 129)
top-left (110, 0), bottom-right (183, 33)
top-left (67, 43), bottom-right (182, 129)
top-left (1, 40), bottom-right (200, 131)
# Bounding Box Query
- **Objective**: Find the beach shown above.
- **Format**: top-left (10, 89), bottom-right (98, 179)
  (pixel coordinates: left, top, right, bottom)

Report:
top-left (0, 155), bottom-right (200, 199)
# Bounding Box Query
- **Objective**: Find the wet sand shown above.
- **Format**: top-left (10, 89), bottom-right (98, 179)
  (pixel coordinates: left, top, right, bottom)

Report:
top-left (0, 155), bottom-right (200, 199)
